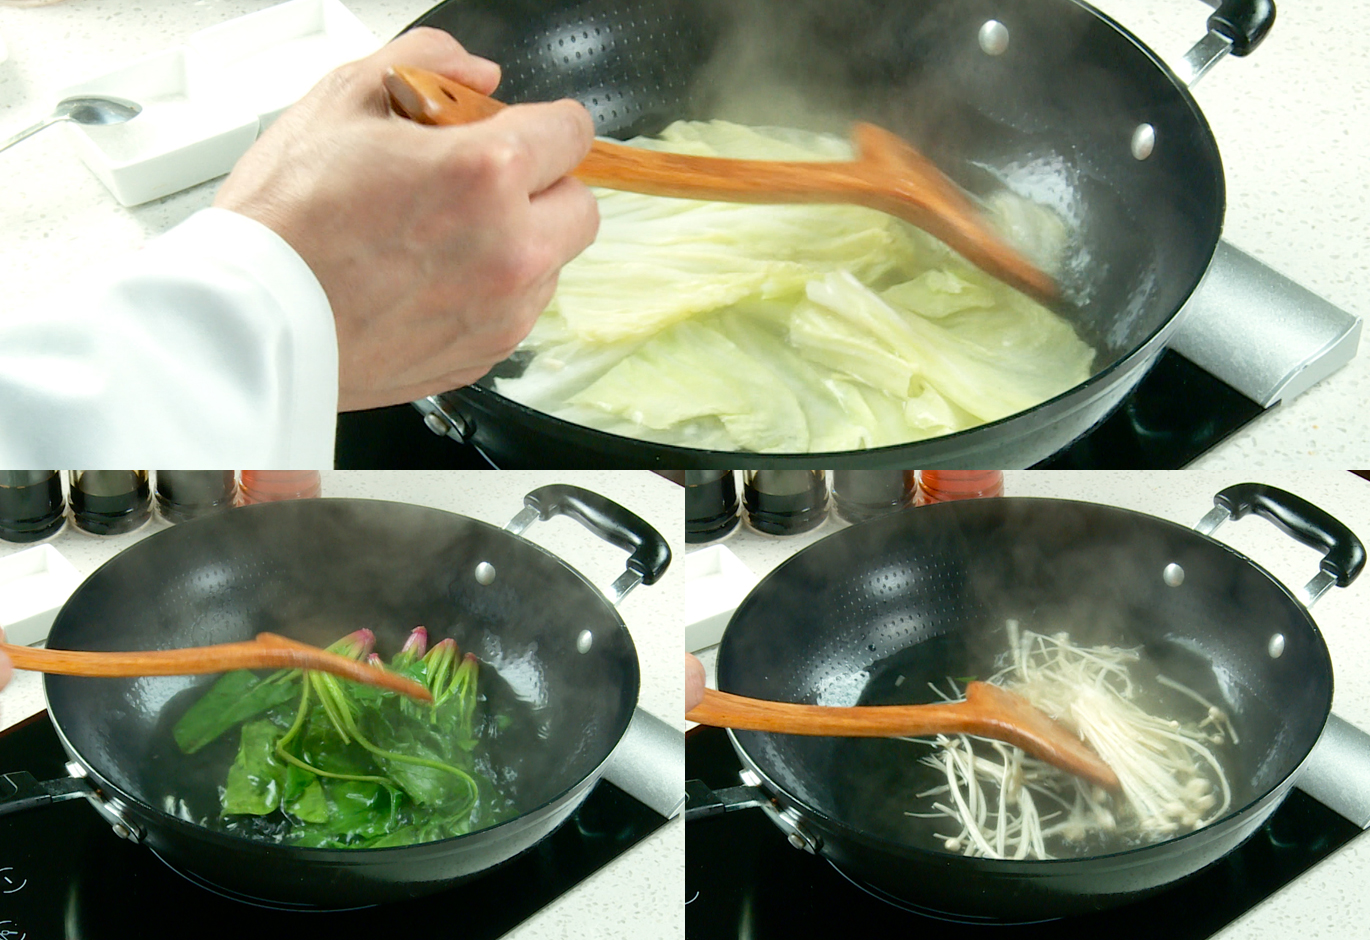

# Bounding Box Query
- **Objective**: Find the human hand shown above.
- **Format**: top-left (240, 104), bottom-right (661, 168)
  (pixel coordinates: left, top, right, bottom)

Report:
top-left (686, 653), bottom-right (706, 713)
top-left (0, 628), bottom-right (10, 691)
top-left (213, 27), bottom-right (599, 411)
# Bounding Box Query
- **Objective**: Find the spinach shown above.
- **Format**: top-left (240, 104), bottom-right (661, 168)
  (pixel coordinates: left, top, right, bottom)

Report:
top-left (174, 627), bottom-right (515, 849)
top-left (222, 720), bottom-right (287, 815)
top-left (172, 669), bottom-right (298, 754)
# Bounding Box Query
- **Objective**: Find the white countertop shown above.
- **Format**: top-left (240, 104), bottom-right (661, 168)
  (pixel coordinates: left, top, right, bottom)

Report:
top-left (1, 0), bottom-right (1367, 465)
top-left (689, 470), bottom-right (1370, 938)
top-left (0, 470), bottom-right (686, 940)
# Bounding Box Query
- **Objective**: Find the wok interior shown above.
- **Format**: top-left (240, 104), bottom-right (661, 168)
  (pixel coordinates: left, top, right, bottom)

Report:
top-left (43, 499), bottom-right (639, 840)
top-left (717, 498), bottom-right (1332, 856)
top-left (419, 0), bottom-right (1222, 380)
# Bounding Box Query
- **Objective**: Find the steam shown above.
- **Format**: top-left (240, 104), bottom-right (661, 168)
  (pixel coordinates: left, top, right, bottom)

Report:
top-left (661, 0), bottom-right (1204, 355)
top-left (722, 497), bottom-right (1290, 845)
top-left (54, 501), bottom-right (636, 816)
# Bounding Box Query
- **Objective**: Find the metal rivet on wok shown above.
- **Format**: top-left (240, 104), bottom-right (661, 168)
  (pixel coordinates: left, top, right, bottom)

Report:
top-left (1131, 123), bottom-right (1156, 160)
top-left (474, 562), bottom-right (496, 585)
top-left (1268, 633), bottom-right (1286, 658)
top-left (577, 629), bottom-right (594, 653)
top-left (1163, 563), bottom-right (1185, 587)
top-left (978, 19), bottom-right (1009, 56)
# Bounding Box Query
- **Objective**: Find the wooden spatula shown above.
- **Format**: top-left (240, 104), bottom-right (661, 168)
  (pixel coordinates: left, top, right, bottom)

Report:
top-left (2, 633), bottom-right (432, 702)
top-left (383, 65), bottom-right (1058, 303)
top-left (687, 681), bottom-right (1119, 790)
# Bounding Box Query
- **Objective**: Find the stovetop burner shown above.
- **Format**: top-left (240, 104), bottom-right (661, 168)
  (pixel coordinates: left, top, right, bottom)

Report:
top-left (0, 712), bottom-right (668, 940)
top-left (686, 725), bottom-right (1364, 939)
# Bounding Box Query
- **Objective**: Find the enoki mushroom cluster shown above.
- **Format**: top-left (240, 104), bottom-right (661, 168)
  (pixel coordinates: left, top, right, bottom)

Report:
top-left (903, 621), bottom-right (1234, 860)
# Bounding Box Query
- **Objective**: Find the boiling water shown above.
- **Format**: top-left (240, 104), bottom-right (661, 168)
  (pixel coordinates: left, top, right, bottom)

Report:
top-left (820, 631), bottom-right (1259, 859)
top-left (138, 663), bottom-right (542, 847)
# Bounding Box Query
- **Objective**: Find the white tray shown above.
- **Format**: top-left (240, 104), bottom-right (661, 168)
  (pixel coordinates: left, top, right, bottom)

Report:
top-left (682, 545), bottom-right (759, 653)
top-left (187, 0), bottom-right (380, 129)
top-left (0, 544), bottom-right (82, 648)
top-left (58, 0), bottom-right (380, 206)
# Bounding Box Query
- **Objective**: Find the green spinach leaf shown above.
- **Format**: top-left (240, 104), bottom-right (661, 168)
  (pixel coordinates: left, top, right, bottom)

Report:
top-left (173, 670), bottom-right (297, 754)
top-left (222, 720), bottom-right (287, 816)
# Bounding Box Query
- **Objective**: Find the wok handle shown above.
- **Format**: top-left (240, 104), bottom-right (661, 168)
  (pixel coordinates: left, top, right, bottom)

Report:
top-left (520, 484), bottom-right (672, 586)
top-left (1176, 0), bottom-right (1275, 86)
top-left (0, 771), bottom-right (91, 816)
top-left (1207, 0), bottom-right (1275, 57)
top-left (1210, 483), bottom-right (1367, 587)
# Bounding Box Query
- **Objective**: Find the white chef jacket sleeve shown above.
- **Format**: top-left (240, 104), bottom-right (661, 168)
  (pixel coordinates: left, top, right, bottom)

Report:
top-left (0, 207), bottom-right (338, 468)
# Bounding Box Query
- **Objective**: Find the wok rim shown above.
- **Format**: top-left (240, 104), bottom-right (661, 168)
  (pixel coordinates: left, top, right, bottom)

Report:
top-left (717, 495), bottom-right (1335, 869)
top-left (41, 496), bottom-right (642, 858)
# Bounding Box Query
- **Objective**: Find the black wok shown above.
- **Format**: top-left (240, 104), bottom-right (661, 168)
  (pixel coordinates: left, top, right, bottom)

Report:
top-left (406, 0), bottom-right (1274, 467)
top-left (698, 483), bottom-right (1362, 920)
top-left (0, 485), bottom-right (670, 908)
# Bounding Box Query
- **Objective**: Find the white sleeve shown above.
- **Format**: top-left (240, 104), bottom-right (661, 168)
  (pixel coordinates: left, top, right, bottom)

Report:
top-left (0, 208), bottom-right (338, 468)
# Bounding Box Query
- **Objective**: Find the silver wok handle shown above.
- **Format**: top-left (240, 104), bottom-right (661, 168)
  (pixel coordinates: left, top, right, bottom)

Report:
top-left (1296, 714), bottom-right (1370, 830)
top-left (0, 761), bottom-right (143, 841)
top-left (602, 708), bottom-right (686, 818)
top-left (1175, 0), bottom-right (1275, 86)
top-left (1196, 482), bottom-right (1366, 607)
top-left (0, 769), bottom-right (90, 814)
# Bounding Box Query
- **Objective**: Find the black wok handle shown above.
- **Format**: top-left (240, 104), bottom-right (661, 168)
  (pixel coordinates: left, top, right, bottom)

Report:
top-left (1207, 0), bottom-right (1275, 57)
top-left (522, 484), bottom-right (672, 586)
top-left (1212, 483), bottom-right (1366, 586)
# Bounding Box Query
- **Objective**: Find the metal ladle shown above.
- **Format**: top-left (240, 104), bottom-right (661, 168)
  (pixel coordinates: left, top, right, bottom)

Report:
top-left (0, 94), bottom-right (142, 154)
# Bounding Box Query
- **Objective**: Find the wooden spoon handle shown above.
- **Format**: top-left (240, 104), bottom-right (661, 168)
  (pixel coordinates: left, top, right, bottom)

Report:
top-left (2, 634), bottom-right (432, 702)
top-left (688, 686), bottom-right (985, 737)
top-left (385, 66), bottom-right (864, 196)
top-left (383, 66), bottom-right (1058, 301)
top-left (688, 682), bottom-right (1118, 790)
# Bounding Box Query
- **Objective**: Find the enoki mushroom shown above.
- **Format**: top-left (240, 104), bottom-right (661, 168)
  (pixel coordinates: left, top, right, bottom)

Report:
top-left (902, 621), bottom-right (1234, 859)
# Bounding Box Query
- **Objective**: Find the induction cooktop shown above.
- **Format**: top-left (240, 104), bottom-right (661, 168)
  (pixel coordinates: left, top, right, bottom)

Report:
top-left (0, 711), bottom-right (669, 940)
top-left (685, 723), bottom-right (1367, 939)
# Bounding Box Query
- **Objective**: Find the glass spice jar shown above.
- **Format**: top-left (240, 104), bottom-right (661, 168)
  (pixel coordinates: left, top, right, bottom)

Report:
top-left (743, 470), bottom-right (828, 536)
top-left (155, 471), bottom-right (238, 524)
top-left (685, 470), bottom-right (741, 544)
top-left (0, 470), bottom-right (65, 542)
top-left (831, 469), bottom-right (916, 523)
top-left (69, 470), bottom-right (152, 535)
top-left (915, 471), bottom-right (1005, 505)
top-left (238, 471), bottom-right (322, 504)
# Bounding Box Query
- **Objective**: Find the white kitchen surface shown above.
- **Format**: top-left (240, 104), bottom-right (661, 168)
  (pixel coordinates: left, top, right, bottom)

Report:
top-left (689, 470), bottom-right (1370, 940)
top-left (0, 0), bottom-right (1366, 465)
top-left (0, 470), bottom-right (685, 940)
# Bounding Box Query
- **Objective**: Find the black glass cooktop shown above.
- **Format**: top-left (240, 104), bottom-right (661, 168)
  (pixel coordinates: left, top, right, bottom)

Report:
top-left (686, 725), bottom-right (1363, 940)
top-left (1033, 349), bottom-right (1265, 469)
top-left (336, 350), bottom-right (1264, 469)
top-left (0, 712), bottom-right (668, 940)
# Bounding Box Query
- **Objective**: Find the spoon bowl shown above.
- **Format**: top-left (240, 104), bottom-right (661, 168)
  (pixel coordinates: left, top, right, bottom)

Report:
top-left (1, 94), bottom-right (142, 154)
top-left (56, 95), bottom-right (142, 126)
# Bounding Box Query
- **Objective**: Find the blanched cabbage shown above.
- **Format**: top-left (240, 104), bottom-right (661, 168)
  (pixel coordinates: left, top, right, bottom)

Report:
top-left (494, 121), bottom-right (1095, 453)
